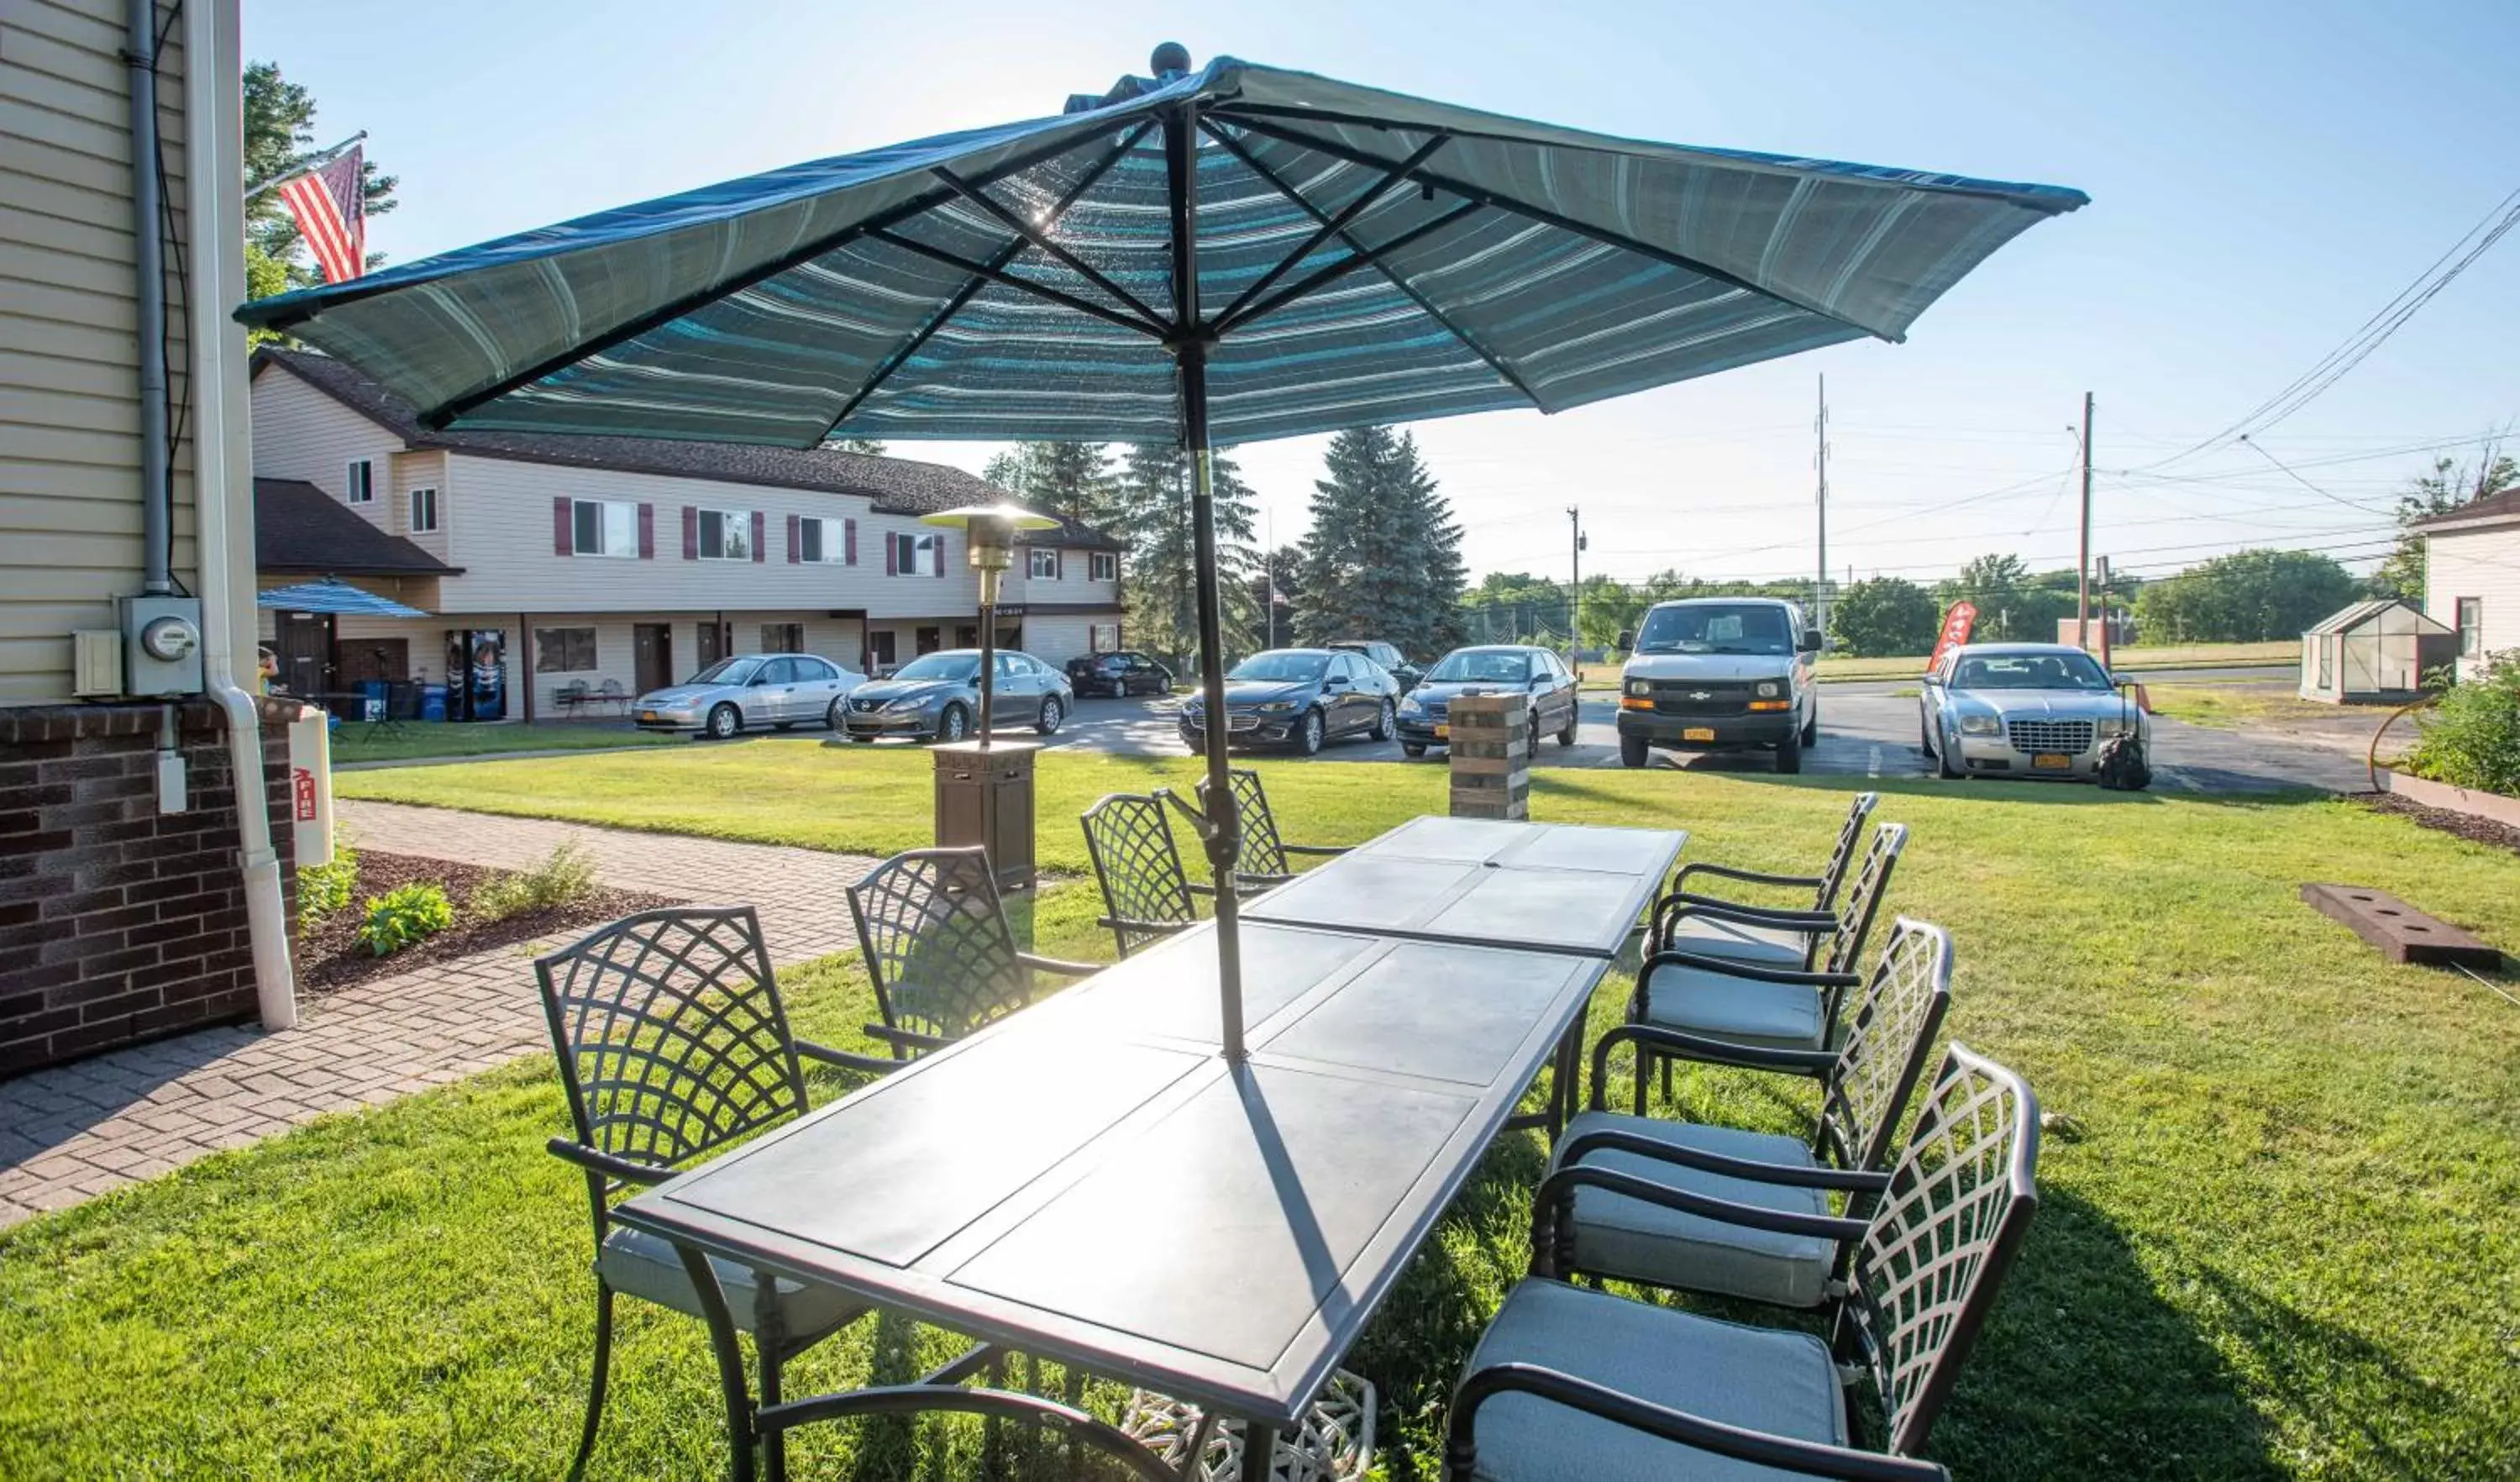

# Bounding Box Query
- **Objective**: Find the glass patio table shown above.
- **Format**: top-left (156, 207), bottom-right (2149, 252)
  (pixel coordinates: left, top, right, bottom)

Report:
top-left (610, 911), bottom-right (1614, 1480)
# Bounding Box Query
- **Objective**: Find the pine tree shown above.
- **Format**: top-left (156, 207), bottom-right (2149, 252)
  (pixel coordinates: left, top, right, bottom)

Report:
top-left (979, 443), bottom-right (1116, 526)
top-left (1109, 444), bottom-right (1261, 669)
top-left (1294, 427), bottom-right (1466, 656)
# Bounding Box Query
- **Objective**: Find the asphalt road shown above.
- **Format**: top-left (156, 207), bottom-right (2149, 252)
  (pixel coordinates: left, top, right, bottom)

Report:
top-left (1037, 686), bottom-right (2368, 795)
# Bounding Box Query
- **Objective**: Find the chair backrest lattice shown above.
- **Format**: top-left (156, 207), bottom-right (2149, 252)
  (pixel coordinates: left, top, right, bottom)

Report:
top-left (1838, 1043), bottom-right (2040, 1457)
top-left (846, 847), bottom-right (1032, 1046)
top-left (1812, 791), bottom-right (1881, 911)
top-left (534, 907), bottom-right (810, 1195)
top-left (1814, 917), bottom-right (1953, 1174)
top-left (1820, 822), bottom-right (1908, 976)
top-left (1196, 768), bottom-right (1287, 880)
top-left (1081, 792), bottom-right (1200, 957)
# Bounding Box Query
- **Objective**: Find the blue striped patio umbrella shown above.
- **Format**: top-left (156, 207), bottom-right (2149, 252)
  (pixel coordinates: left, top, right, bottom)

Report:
top-left (239, 45), bottom-right (2085, 1058)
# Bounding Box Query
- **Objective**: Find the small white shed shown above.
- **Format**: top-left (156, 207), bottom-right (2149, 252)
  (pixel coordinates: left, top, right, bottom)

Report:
top-left (2298, 599), bottom-right (2454, 704)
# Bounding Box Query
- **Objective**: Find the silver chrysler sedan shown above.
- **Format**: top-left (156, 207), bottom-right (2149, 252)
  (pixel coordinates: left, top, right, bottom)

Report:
top-left (633, 653), bottom-right (867, 738)
top-left (1919, 642), bottom-right (2147, 782)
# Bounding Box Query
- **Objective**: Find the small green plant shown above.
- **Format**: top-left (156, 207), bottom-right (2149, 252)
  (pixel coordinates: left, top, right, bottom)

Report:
top-left (354, 882), bottom-right (454, 958)
top-left (293, 833), bottom-right (360, 934)
top-left (2404, 649), bottom-right (2520, 796)
top-left (469, 840), bottom-right (598, 922)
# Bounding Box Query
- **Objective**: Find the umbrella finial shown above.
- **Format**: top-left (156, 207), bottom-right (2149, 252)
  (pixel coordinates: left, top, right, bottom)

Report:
top-left (1150, 42), bottom-right (1191, 76)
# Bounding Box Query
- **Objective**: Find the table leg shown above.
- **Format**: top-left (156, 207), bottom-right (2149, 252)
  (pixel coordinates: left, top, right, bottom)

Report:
top-left (1548, 1020), bottom-right (1583, 1142)
top-left (1244, 1419), bottom-right (1281, 1481)
top-left (671, 1243), bottom-right (759, 1482)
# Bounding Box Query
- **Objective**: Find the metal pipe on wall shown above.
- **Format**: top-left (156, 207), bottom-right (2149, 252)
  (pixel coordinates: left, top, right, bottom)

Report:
top-left (128, 0), bottom-right (174, 595)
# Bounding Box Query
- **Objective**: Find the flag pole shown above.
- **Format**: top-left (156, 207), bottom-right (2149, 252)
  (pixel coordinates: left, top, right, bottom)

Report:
top-left (244, 130), bottom-right (367, 202)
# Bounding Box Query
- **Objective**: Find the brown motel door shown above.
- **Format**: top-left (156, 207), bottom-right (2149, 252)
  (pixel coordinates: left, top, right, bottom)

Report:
top-left (633, 623), bottom-right (674, 692)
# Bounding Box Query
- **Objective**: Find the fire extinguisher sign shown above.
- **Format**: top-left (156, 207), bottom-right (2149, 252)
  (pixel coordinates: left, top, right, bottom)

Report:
top-left (1929, 602), bottom-right (1977, 670)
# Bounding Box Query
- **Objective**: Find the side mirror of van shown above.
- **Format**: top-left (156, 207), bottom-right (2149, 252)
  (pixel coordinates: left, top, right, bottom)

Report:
top-left (1797, 629), bottom-right (1824, 654)
top-left (1615, 628), bottom-right (1634, 652)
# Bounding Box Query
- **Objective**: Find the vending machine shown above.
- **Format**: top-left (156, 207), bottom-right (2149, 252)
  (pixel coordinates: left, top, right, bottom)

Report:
top-left (442, 628), bottom-right (508, 721)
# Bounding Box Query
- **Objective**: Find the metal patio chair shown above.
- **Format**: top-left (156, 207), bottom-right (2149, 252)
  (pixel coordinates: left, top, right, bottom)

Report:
top-left (1121, 1369), bottom-right (1378, 1481)
top-left (535, 907), bottom-right (899, 1481)
top-left (1541, 918), bottom-right (1952, 1306)
top-left (1082, 790), bottom-right (1221, 957)
top-left (846, 846), bottom-right (1099, 1059)
top-left (1194, 767), bottom-right (1347, 888)
top-left (1448, 1043), bottom-right (2040, 1481)
top-left (552, 679), bottom-right (590, 717)
top-left (1629, 823), bottom-right (1908, 1099)
top-left (1651, 791), bottom-right (1878, 970)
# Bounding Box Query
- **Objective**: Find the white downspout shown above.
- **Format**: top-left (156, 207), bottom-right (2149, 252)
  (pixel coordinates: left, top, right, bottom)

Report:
top-left (186, 0), bottom-right (297, 1029)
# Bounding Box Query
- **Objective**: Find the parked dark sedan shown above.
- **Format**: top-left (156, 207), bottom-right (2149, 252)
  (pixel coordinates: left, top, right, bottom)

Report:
top-left (1326, 639), bottom-right (1422, 691)
top-left (1066, 649), bottom-right (1173, 698)
top-left (1396, 645), bottom-right (1582, 756)
top-left (1177, 648), bottom-right (1401, 756)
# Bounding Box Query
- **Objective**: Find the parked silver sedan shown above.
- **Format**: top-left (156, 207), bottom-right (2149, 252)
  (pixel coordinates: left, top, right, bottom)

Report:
top-left (633, 653), bottom-right (867, 739)
top-left (1919, 643), bottom-right (2146, 782)
top-left (838, 648), bottom-right (1075, 744)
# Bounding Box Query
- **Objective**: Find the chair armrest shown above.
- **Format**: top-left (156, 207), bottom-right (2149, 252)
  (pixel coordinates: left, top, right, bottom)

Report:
top-left (864, 1022), bottom-right (955, 1054)
top-left (545, 1137), bottom-right (674, 1186)
top-left (1666, 892), bottom-right (1833, 928)
top-left (1672, 860), bottom-right (1825, 894)
top-left (1016, 952), bottom-right (1100, 978)
top-left (1184, 880), bottom-right (1218, 897)
top-left (1588, 1023), bottom-right (1835, 1107)
top-left (1532, 1165), bottom-right (1869, 1250)
top-left (1281, 843), bottom-right (1347, 857)
top-left (1555, 1125), bottom-right (1891, 1194)
top-left (793, 1037), bottom-right (902, 1076)
top-left (1233, 870), bottom-right (1294, 891)
top-left (1449, 1361), bottom-right (1946, 1482)
top-left (1643, 949), bottom-right (1860, 989)
top-left (1098, 915), bottom-right (1192, 939)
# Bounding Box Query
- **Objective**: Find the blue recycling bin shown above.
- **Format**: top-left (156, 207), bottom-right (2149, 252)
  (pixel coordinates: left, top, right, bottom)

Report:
top-left (420, 684), bottom-right (449, 722)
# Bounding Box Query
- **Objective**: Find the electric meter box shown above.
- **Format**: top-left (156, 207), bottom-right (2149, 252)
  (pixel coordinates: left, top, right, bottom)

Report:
top-left (118, 594), bottom-right (205, 697)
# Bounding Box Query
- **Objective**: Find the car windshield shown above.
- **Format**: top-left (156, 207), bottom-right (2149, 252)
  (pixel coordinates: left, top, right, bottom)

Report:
top-left (1230, 652), bottom-right (1328, 683)
top-left (1426, 650), bottom-right (1532, 683)
top-left (1632, 604), bottom-right (1793, 656)
top-left (892, 653), bottom-right (979, 682)
top-left (1953, 652), bottom-right (2113, 691)
top-left (685, 658), bottom-right (761, 686)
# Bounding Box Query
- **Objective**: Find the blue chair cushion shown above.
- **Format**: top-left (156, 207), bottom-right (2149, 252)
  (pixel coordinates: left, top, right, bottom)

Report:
top-left (598, 1225), bottom-right (864, 1337)
top-left (1549, 1112), bottom-right (1836, 1307)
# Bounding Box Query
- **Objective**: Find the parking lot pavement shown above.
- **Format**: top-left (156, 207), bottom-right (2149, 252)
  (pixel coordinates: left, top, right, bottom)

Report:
top-left (1047, 691), bottom-right (2365, 795)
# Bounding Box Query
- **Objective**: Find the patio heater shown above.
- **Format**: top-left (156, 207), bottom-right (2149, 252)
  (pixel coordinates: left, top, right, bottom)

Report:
top-left (921, 501), bottom-right (1058, 888)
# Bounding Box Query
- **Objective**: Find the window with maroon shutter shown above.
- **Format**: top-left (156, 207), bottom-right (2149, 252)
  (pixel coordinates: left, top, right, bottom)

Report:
top-left (751, 510), bottom-right (767, 563)
top-left (885, 533), bottom-right (898, 575)
top-left (932, 533), bottom-right (946, 577)
top-left (844, 518), bottom-right (858, 565)
top-left (683, 506), bottom-right (700, 560)
top-left (787, 513), bottom-right (802, 563)
top-left (553, 497), bottom-right (572, 555)
top-left (638, 503), bottom-right (655, 559)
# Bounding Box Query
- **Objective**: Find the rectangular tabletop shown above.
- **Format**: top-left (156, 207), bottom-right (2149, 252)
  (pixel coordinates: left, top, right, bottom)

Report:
top-left (612, 917), bottom-right (1608, 1428)
top-left (1242, 816), bottom-right (1686, 958)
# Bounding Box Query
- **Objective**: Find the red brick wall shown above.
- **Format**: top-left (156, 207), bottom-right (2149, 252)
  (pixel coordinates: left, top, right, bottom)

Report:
top-left (0, 702), bottom-right (297, 1076)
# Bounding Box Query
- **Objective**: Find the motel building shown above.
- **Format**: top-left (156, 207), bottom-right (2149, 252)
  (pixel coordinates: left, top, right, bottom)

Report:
top-left (249, 348), bottom-right (1127, 722)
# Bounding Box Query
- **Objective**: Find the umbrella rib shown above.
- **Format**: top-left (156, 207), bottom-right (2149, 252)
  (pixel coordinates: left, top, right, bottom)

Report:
top-left (1218, 113), bottom-right (1897, 344)
top-left (1200, 120), bottom-right (1546, 412)
top-left (928, 166), bottom-right (1169, 333)
top-left (1210, 131), bottom-right (1453, 328)
top-left (822, 122), bottom-right (1154, 441)
top-left (403, 120), bottom-right (1147, 431)
top-left (1210, 200), bottom-right (1484, 339)
top-left (869, 229), bottom-right (1168, 339)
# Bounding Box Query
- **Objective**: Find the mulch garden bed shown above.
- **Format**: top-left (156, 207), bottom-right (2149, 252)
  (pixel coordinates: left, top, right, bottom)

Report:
top-left (294, 850), bottom-right (678, 994)
top-left (2360, 791), bottom-right (2520, 859)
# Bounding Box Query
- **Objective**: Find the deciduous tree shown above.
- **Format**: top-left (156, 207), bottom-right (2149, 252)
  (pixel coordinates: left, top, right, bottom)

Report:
top-left (1830, 577), bottom-right (1941, 657)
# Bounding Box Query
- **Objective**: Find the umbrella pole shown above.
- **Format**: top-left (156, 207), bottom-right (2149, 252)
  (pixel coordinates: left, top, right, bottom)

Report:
top-left (1179, 341), bottom-right (1247, 1064)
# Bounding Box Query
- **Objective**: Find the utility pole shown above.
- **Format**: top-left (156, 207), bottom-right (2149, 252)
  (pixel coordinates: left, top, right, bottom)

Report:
top-left (1567, 506), bottom-right (1583, 651)
top-left (2076, 392), bottom-right (2095, 651)
top-left (1814, 375), bottom-right (1830, 637)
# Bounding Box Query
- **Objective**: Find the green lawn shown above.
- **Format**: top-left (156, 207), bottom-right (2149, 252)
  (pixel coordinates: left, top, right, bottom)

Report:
top-left (9, 756), bottom-right (2520, 1478)
top-left (2139, 684), bottom-right (2392, 732)
top-left (328, 719), bottom-right (682, 765)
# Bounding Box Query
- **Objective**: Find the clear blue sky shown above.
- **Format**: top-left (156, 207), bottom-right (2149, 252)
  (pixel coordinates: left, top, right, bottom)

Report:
top-left (244, 0), bottom-right (2520, 590)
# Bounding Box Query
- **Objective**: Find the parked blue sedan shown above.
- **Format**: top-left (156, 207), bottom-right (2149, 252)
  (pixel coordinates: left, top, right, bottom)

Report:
top-left (1395, 645), bottom-right (1582, 757)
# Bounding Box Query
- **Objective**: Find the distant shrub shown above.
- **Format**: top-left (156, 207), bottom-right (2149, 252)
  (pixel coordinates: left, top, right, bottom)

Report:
top-left (295, 833), bottom-right (359, 933)
top-left (2403, 650), bottom-right (2520, 796)
top-left (470, 841), bottom-right (598, 922)
top-left (355, 882), bottom-right (454, 958)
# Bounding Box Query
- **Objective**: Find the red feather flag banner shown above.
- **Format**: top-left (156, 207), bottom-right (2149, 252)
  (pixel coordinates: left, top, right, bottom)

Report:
top-left (277, 145), bottom-right (366, 284)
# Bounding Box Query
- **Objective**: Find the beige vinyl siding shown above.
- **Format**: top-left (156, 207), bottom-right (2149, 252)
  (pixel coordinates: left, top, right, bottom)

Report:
top-left (1005, 545), bottom-right (1121, 608)
top-left (1, 0), bottom-right (198, 703)
top-left (2425, 523), bottom-right (2520, 680)
top-left (1018, 614), bottom-right (1100, 670)
top-left (392, 450), bottom-right (451, 563)
top-left (247, 365), bottom-right (407, 530)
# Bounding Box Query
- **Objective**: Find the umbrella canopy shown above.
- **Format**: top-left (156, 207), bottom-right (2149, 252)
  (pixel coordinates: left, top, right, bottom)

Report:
top-left (238, 46), bottom-right (2084, 1059)
top-left (255, 578), bottom-right (429, 618)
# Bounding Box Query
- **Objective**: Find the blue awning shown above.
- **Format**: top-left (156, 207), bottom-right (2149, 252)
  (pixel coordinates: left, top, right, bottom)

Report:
top-left (257, 580), bottom-right (429, 618)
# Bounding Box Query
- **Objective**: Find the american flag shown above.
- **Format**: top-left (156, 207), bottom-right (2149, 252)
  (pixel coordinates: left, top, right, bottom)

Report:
top-left (278, 145), bottom-right (365, 284)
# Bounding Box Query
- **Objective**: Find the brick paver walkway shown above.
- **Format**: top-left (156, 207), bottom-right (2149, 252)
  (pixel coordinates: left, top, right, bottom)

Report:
top-left (0, 805), bottom-right (879, 1230)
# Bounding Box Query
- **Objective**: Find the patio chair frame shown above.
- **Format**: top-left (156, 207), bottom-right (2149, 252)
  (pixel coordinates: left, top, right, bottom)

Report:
top-left (1195, 767), bottom-right (1347, 888)
top-left (1447, 1043), bottom-right (2039, 1479)
top-left (1082, 790), bottom-right (1220, 956)
top-left (1660, 790), bottom-right (1877, 929)
top-left (845, 846), bottom-right (1098, 1059)
top-left (535, 906), bottom-right (896, 1481)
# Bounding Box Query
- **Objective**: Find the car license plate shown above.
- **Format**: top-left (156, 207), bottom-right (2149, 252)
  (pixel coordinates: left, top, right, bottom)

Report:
top-left (1683, 726), bottom-right (1716, 742)
top-left (2034, 753), bottom-right (2072, 770)
top-left (1433, 724), bottom-right (1449, 739)
top-left (638, 710), bottom-right (659, 723)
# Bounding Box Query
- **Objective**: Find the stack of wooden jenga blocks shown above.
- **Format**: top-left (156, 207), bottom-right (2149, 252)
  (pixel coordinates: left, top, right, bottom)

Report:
top-left (1446, 693), bottom-right (1530, 820)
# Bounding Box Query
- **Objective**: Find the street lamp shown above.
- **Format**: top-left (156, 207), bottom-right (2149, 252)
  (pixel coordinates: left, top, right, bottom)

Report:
top-left (920, 500), bottom-right (1059, 751)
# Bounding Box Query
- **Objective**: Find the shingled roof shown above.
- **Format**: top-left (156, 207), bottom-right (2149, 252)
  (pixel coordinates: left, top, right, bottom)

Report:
top-left (251, 348), bottom-right (1121, 550)
top-left (255, 476), bottom-right (461, 575)
top-left (2412, 486), bottom-right (2520, 530)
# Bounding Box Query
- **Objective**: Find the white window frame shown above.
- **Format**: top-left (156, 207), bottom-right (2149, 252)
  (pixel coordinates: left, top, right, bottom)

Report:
top-left (1089, 550), bottom-right (1117, 582)
top-left (534, 627), bottom-right (598, 674)
top-left (699, 507), bottom-right (755, 561)
top-left (345, 459), bottom-right (374, 504)
top-left (893, 531), bottom-right (941, 575)
top-left (408, 486), bottom-right (438, 533)
top-left (571, 498), bottom-right (638, 558)
top-left (799, 515), bottom-right (849, 564)
top-left (1028, 548), bottom-right (1060, 580)
top-left (2456, 597), bottom-right (2482, 658)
